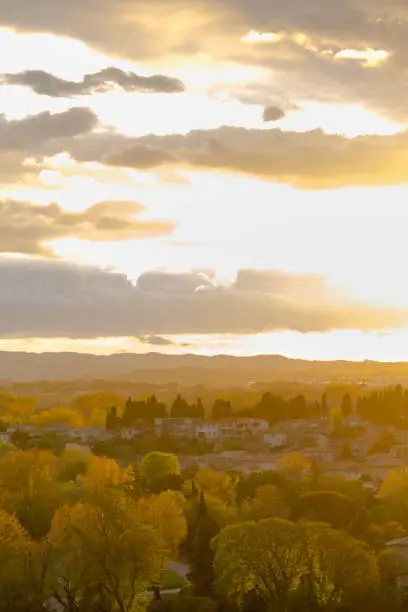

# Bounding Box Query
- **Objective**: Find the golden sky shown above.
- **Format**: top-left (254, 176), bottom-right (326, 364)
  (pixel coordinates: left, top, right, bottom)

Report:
top-left (1, 1), bottom-right (408, 360)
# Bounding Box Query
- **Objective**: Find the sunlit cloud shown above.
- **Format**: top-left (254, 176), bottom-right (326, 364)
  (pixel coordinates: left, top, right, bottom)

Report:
top-left (335, 48), bottom-right (390, 68)
top-left (241, 30), bottom-right (283, 44)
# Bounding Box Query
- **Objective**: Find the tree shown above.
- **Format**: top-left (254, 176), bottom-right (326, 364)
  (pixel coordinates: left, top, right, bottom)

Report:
top-left (48, 489), bottom-right (168, 611)
top-left (321, 393), bottom-right (328, 417)
top-left (235, 470), bottom-right (287, 505)
top-left (195, 468), bottom-right (235, 505)
top-left (241, 484), bottom-right (286, 521)
top-left (292, 491), bottom-right (356, 529)
top-left (369, 430), bottom-right (397, 455)
top-left (0, 449), bottom-right (67, 538)
top-left (189, 493), bottom-right (220, 596)
top-left (10, 429), bottom-right (30, 450)
top-left (298, 522), bottom-right (379, 611)
top-left (341, 393), bottom-right (353, 418)
top-left (105, 406), bottom-right (119, 430)
top-left (276, 453), bottom-right (310, 480)
top-left (140, 452), bottom-right (181, 493)
top-left (0, 441), bottom-right (18, 459)
top-left (212, 400), bottom-right (232, 420)
top-left (29, 407), bottom-right (83, 428)
top-left (212, 518), bottom-right (304, 611)
top-left (330, 405), bottom-right (343, 434)
top-left (170, 395), bottom-right (191, 418)
top-left (196, 398), bottom-right (205, 420)
top-left (0, 509), bottom-right (45, 611)
top-left (74, 392), bottom-right (125, 427)
top-left (79, 455), bottom-right (132, 492)
top-left (135, 491), bottom-right (187, 551)
top-left (58, 448), bottom-right (92, 483)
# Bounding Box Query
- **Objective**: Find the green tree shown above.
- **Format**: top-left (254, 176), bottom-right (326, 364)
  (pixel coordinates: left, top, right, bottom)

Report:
top-left (298, 521), bottom-right (379, 611)
top-left (48, 488), bottom-right (168, 611)
top-left (241, 484), bottom-right (286, 521)
top-left (212, 517), bottom-right (303, 612)
top-left (292, 491), bottom-right (356, 528)
top-left (140, 452), bottom-right (181, 493)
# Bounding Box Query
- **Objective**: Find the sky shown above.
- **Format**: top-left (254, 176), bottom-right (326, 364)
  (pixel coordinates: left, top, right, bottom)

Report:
top-left (1, 0), bottom-right (408, 360)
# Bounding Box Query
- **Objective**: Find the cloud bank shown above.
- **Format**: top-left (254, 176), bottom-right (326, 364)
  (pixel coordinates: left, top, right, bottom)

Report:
top-left (0, 260), bottom-right (405, 338)
top-left (55, 125), bottom-right (408, 189)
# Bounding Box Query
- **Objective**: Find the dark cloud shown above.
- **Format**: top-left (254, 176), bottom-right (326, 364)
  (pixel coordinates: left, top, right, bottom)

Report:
top-left (70, 126), bottom-right (408, 189)
top-left (0, 107), bottom-right (97, 152)
top-left (263, 106), bottom-right (286, 122)
top-left (1, 67), bottom-right (185, 97)
top-left (0, 260), bottom-right (405, 338)
top-left (0, 199), bottom-right (174, 255)
top-left (107, 145), bottom-right (175, 169)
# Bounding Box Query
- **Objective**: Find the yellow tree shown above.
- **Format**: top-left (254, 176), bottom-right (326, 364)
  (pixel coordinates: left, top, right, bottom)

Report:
top-left (298, 521), bottom-right (379, 610)
top-left (0, 449), bottom-right (67, 538)
top-left (48, 488), bottom-right (168, 611)
top-left (29, 407), bottom-right (84, 428)
top-left (195, 468), bottom-right (235, 505)
top-left (74, 392), bottom-right (125, 426)
top-left (135, 491), bottom-right (187, 551)
top-left (0, 509), bottom-right (45, 611)
top-left (276, 453), bottom-right (310, 480)
top-left (241, 484), bottom-right (286, 521)
top-left (212, 517), bottom-right (303, 612)
top-left (79, 455), bottom-right (133, 491)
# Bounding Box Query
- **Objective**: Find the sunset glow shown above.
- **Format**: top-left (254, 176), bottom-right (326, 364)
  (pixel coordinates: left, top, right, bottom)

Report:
top-left (1, 3), bottom-right (408, 360)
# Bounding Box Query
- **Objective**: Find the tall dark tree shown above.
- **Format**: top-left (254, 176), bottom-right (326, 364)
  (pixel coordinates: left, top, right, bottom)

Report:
top-left (341, 393), bottom-right (353, 418)
top-left (321, 393), bottom-right (328, 418)
top-left (196, 398), bottom-right (205, 420)
top-left (211, 399), bottom-right (232, 420)
top-left (105, 406), bottom-right (119, 430)
top-left (170, 394), bottom-right (191, 418)
top-left (189, 493), bottom-right (220, 596)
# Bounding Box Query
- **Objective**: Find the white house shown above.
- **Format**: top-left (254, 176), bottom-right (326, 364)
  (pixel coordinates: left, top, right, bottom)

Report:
top-left (264, 433), bottom-right (287, 449)
top-left (121, 427), bottom-right (141, 440)
top-left (390, 445), bottom-right (408, 459)
top-left (195, 421), bottom-right (221, 440)
top-left (220, 418), bottom-right (269, 439)
top-left (154, 418), bottom-right (197, 439)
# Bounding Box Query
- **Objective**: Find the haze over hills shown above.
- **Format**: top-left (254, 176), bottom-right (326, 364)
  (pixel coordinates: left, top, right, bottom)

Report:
top-left (2, 352), bottom-right (408, 384)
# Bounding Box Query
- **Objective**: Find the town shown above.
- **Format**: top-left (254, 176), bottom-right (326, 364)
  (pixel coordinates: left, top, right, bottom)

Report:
top-left (4, 388), bottom-right (408, 491)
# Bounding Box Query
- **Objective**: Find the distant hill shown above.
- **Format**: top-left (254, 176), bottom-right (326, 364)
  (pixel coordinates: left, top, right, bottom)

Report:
top-left (1, 352), bottom-right (408, 384)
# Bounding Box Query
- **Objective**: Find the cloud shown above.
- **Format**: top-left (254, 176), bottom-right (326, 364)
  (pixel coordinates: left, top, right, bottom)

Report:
top-left (0, 199), bottom-right (174, 255)
top-left (137, 335), bottom-right (175, 346)
top-left (263, 106), bottom-right (286, 122)
top-left (2, 0), bottom-right (408, 120)
top-left (1, 67), bottom-right (185, 97)
top-left (66, 125), bottom-right (408, 189)
top-left (0, 107), bottom-right (97, 151)
top-left (108, 145), bottom-right (175, 169)
top-left (0, 260), bottom-right (405, 338)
